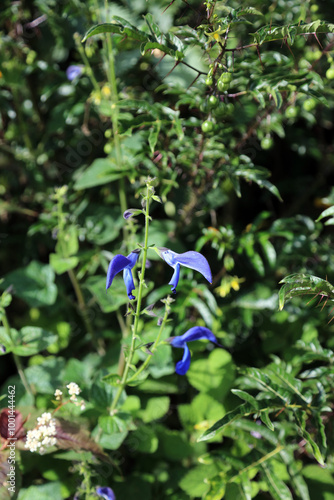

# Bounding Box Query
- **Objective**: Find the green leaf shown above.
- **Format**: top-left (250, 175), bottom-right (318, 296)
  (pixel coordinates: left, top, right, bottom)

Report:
top-left (261, 463), bottom-right (293, 500)
top-left (74, 158), bottom-right (131, 190)
top-left (49, 253), bottom-right (79, 274)
top-left (139, 396), bottom-right (170, 423)
top-left (231, 389), bottom-right (259, 408)
top-left (0, 261), bottom-right (57, 307)
top-left (294, 410), bottom-right (325, 465)
top-left (102, 373), bottom-right (122, 386)
top-left (316, 205), bottom-right (334, 222)
top-left (130, 426), bottom-right (159, 453)
top-left (279, 273), bottom-right (334, 310)
top-left (187, 349), bottom-right (235, 397)
top-left (179, 464), bottom-right (219, 497)
top-left (17, 482), bottom-right (63, 500)
top-left (198, 402), bottom-right (271, 441)
top-left (252, 21), bottom-right (334, 46)
top-left (260, 409), bottom-right (275, 431)
top-left (82, 20), bottom-right (148, 43)
top-left (11, 327), bottom-right (58, 356)
top-left (148, 121), bottom-right (161, 155)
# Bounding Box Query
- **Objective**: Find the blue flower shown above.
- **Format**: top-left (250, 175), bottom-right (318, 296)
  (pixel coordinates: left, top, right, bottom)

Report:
top-left (106, 250), bottom-right (140, 300)
top-left (66, 65), bottom-right (83, 81)
top-left (96, 487), bottom-right (116, 500)
top-left (169, 326), bottom-right (221, 375)
top-left (159, 248), bottom-right (212, 293)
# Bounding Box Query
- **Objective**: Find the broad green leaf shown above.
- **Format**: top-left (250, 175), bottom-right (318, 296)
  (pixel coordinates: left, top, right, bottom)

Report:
top-left (102, 373), bottom-right (122, 386)
top-left (179, 464), bottom-right (220, 498)
top-left (17, 482), bottom-right (63, 500)
top-left (302, 465), bottom-right (334, 499)
top-left (49, 253), bottom-right (79, 274)
top-left (85, 275), bottom-right (153, 313)
top-left (74, 158), bottom-right (131, 190)
top-left (139, 396), bottom-right (170, 423)
top-left (130, 426), bottom-right (159, 453)
top-left (187, 349), bottom-right (235, 397)
top-left (25, 357), bottom-right (66, 394)
top-left (0, 261), bottom-right (57, 307)
top-left (11, 326), bottom-right (58, 356)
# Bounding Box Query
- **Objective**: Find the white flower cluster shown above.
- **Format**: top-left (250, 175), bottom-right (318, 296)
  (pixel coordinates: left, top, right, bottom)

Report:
top-left (25, 412), bottom-right (57, 454)
top-left (54, 389), bottom-right (62, 401)
top-left (53, 383), bottom-right (86, 411)
top-left (66, 382), bottom-right (81, 401)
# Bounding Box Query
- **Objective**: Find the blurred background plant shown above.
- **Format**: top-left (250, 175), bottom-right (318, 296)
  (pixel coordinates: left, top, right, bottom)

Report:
top-left (1, 0), bottom-right (334, 498)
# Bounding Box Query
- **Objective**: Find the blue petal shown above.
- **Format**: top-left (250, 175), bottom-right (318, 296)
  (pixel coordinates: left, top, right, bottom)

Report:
top-left (160, 249), bottom-right (212, 284)
top-left (123, 268), bottom-right (136, 300)
top-left (177, 326), bottom-right (220, 345)
top-left (126, 249), bottom-right (140, 268)
top-left (168, 263), bottom-right (180, 293)
top-left (173, 251), bottom-right (212, 284)
top-left (106, 255), bottom-right (131, 290)
top-left (96, 487), bottom-right (116, 500)
top-left (175, 344), bottom-right (191, 375)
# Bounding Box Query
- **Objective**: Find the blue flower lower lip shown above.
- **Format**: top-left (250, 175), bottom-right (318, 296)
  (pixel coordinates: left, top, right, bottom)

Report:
top-left (106, 250), bottom-right (140, 300)
top-left (159, 248), bottom-right (212, 293)
top-left (169, 326), bottom-right (221, 375)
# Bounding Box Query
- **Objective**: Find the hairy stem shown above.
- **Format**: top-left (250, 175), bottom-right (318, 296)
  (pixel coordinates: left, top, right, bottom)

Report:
top-left (110, 184), bottom-right (151, 411)
top-left (126, 298), bottom-right (171, 384)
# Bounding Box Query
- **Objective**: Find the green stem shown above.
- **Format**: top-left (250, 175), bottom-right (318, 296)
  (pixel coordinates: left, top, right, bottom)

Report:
top-left (110, 184), bottom-right (151, 411)
top-left (127, 299), bottom-right (171, 384)
top-left (76, 34), bottom-right (101, 95)
top-left (2, 311), bottom-right (33, 395)
top-left (103, 17), bottom-right (128, 241)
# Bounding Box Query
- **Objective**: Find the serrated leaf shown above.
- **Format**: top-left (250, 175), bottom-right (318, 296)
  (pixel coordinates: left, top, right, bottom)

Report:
top-left (231, 389), bottom-right (259, 408)
top-left (260, 409), bottom-right (275, 431)
top-left (252, 21), bottom-right (334, 46)
top-left (278, 273), bottom-right (334, 310)
top-left (261, 463), bottom-right (293, 500)
top-left (198, 400), bottom-right (281, 442)
top-left (82, 20), bottom-right (148, 43)
top-left (148, 120), bottom-right (161, 154)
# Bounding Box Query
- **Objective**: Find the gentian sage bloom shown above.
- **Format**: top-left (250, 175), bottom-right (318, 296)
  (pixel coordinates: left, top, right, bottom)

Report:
top-left (106, 249), bottom-right (140, 300)
top-left (169, 326), bottom-right (221, 375)
top-left (96, 487), bottom-right (116, 500)
top-left (159, 248), bottom-right (212, 293)
top-left (66, 65), bottom-right (83, 81)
